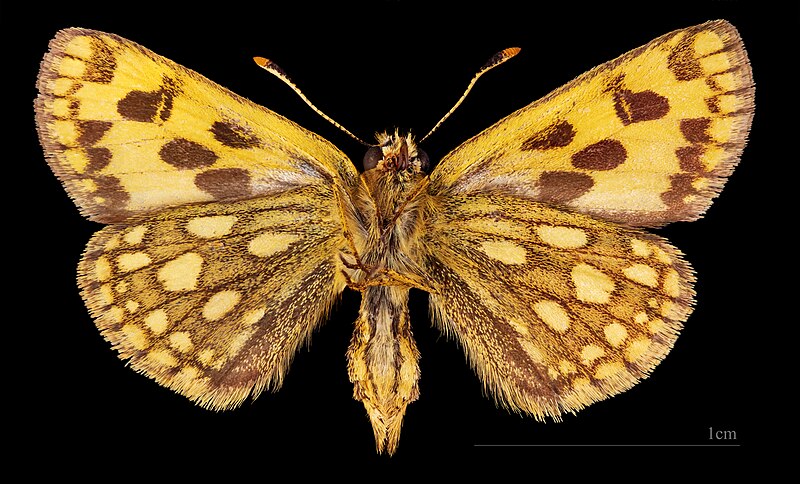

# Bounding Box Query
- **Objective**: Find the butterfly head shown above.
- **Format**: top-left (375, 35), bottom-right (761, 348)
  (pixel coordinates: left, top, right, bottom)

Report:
top-left (363, 131), bottom-right (429, 174)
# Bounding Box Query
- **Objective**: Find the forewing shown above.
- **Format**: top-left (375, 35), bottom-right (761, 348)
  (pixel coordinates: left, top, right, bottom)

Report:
top-left (429, 20), bottom-right (753, 227)
top-left (78, 185), bottom-right (347, 409)
top-left (35, 28), bottom-right (359, 223)
top-left (423, 193), bottom-right (694, 418)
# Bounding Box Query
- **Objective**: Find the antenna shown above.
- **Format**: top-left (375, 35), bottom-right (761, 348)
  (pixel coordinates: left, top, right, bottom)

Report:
top-left (253, 56), bottom-right (373, 146)
top-left (419, 47), bottom-right (521, 143)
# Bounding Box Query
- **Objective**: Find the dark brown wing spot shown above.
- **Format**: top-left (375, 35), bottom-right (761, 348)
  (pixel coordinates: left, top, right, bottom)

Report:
top-left (83, 37), bottom-right (116, 84)
top-left (668, 34), bottom-right (703, 81)
top-left (680, 118), bottom-right (713, 143)
top-left (705, 97), bottom-right (721, 114)
top-left (536, 171), bottom-right (594, 203)
top-left (210, 120), bottom-right (261, 149)
top-left (613, 89), bottom-right (670, 125)
top-left (158, 78), bottom-right (179, 122)
top-left (86, 147), bottom-right (112, 173)
top-left (68, 99), bottom-right (80, 116)
top-left (706, 77), bottom-right (723, 92)
top-left (521, 120), bottom-right (576, 150)
top-left (77, 120), bottom-right (112, 146)
top-left (661, 173), bottom-right (697, 211)
top-left (194, 168), bottom-right (252, 199)
top-left (117, 76), bottom-right (180, 123)
top-left (61, 82), bottom-right (83, 97)
top-left (117, 90), bottom-right (161, 122)
top-left (675, 146), bottom-right (705, 173)
top-left (94, 175), bottom-right (130, 210)
top-left (571, 140), bottom-right (627, 170)
top-left (159, 138), bottom-right (218, 169)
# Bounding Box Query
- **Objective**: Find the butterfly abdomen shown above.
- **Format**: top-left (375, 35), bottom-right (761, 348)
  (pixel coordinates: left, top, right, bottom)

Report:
top-left (347, 285), bottom-right (420, 454)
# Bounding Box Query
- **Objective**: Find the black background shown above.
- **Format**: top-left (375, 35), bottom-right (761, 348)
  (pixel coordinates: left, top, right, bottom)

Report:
top-left (6, 0), bottom-right (789, 471)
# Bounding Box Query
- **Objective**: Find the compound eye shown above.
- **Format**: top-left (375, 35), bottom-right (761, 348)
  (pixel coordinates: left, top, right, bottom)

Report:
top-left (417, 149), bottom-right (430, 172)
top-left (363, 146), bottom-right (383, 171)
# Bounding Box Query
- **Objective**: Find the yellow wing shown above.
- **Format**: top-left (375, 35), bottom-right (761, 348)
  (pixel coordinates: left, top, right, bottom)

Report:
top-left (35, 28), bottom-right (359, 223)
top-left (78, 186), bottom-right (348, 410)
top-left (36, 29), bottom-right (360, 409)
top-left (429, 20), bottom-right (753, 227)
top-left (423, 192), bottom-right (694, 418)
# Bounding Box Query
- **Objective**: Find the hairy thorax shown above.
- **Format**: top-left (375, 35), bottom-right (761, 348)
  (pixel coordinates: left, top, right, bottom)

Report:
top-left (352, 133), bottom-right (429, 275)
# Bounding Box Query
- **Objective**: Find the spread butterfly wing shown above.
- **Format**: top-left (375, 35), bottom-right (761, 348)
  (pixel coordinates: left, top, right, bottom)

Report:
top-left (36, 28), bottom-right (360, 409)
top-left (35, 28), bottom-right (360, 223)
top-left (429, 20), bottom-right (753, 227)
top-left (422, 192), bottom-right (694, 418)
top-left (79, 186), bottom-right (348, 410)
top-left (418, 20), bottom-right (752, 418)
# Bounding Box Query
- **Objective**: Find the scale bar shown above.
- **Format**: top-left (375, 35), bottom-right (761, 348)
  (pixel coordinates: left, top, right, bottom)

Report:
top-left (474, 444), bottom-right (741, 447)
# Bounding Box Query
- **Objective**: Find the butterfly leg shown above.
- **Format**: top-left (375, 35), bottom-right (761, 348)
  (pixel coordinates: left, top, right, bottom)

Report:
top-left (339, 254), bottom-right (436, 293)
top-left (334, 184), bottom-right (376, 278)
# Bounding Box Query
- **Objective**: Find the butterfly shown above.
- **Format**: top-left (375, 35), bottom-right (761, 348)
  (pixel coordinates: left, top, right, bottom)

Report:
top-left (35, 20), bottom-right (753, 454)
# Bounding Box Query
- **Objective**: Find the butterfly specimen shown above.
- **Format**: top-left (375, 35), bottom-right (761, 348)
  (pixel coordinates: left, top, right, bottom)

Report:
top-left (35, 20), bottom-right (753, 454)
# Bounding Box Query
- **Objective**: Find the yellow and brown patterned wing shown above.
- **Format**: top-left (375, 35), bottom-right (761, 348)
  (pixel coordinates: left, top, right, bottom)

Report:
top-left (35, 28), bottom-right (359, 223)
top-left (422, 192), bottom-right (694, 418)
top-left (78, 185), bottom-right (348, 409)
top-left (429, 20), bottom-right (753, 227)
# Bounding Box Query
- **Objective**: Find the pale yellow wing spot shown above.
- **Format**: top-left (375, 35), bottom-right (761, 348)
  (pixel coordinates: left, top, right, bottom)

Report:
top-left (626, 339), bottom-right (651, 362)
top-left (479, 240), bottom-right (526, 265)
top-left (571, 263), bottom-right (615, 304)
top-left (117, 252), bottom-right (151, 272)
top-left (630, 238), bottom-right (652, 257)
top-left (187, 215), bottom-right (237, 238)
top-left (581, 345), bottom-right (605, 364)
top-left (663, 269), bottom-right (681, 297)
top-left (202, 290), bottom-right (241, 321)
top-left (197, 349), bottom-right (215, 367)
top-left (536, 226), bottom-right (588, 249)
top-left (595, 361), bottom-right (626, 380)
top-left (242, 307), bottom-right (267, 326)
top-left (158, 252), bottom-right (203, 291)
top-left (248, 232), bottom-right (300, 257)
top-left (144, 309), bottom-right (169, 334)
top-left (604, 323), bottom-right (629, 347)
top-left (228, 331), bottom-right (255, 357)
top-left (648, 318), bottom-right (666, 333)
top-left (559, 360), bottom-right (577, 375)
top-left (115, 281), bottom-right (129, 294)
top-left (107, 306), bottom-right (124, 324)
top-left (95, 256), bottom-right (112, 281)
top-left (623, 264), bottom-right (659, 287)
top-left (519, 340), bottom-right (546, 364)
top-left (653, 246), bottom-right (672, 264)
top-left (174, 366), bottom-right (202, 384)
top-left (148, 349), bottom-right (179, 368)
top-left (169, 332), bottom-right (194, 353)
top-left (123, 225), bottom-right (147, 245)
top-left (99, 284), bottom-right (114, 305)
top-left (533, 300), bottom-right (571, 332)
top-left (121, 324), bottom-right (149, 350)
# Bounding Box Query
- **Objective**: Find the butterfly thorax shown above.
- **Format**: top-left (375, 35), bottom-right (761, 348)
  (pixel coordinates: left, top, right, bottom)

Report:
top-left (357, 132), bottom-right (429, 268)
